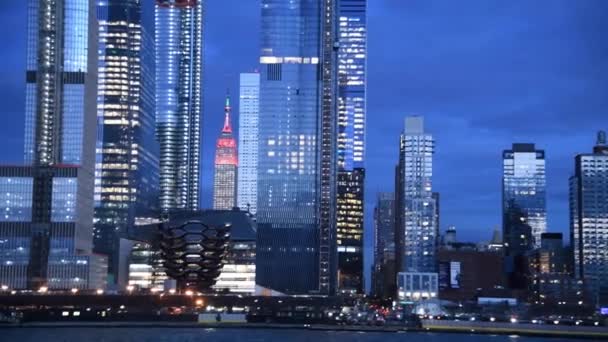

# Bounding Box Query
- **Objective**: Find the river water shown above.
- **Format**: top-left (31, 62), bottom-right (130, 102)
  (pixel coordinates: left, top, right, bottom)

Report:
top-left (0, 328), bottom-right (589, 341)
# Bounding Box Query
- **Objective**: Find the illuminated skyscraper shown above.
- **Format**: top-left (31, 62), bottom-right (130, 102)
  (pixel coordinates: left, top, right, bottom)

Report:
top-left (397, 116), bottom-right (438, 273)
top-left (213, 95), bottom-right (238, 210)
top-left (570, 131), bottom-right (608, 305)
top-left (237, 73), bottom-right (260, 215)
top-left (94, 0), bottom-right (160, 285)
top-left (155, 0), bottom-right (203, 212)
top-left (502, 143), bottom-right (546, 248)
top-left (256, 0), bottom-right (338, 294)
top-left (336, 0), bottom-right (367, 294)
top-left (0, 0), bottom-right (107, 290)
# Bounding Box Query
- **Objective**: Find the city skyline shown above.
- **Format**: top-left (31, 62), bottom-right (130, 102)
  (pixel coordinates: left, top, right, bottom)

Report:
top-left (0, 0), bottom-right (606, 291)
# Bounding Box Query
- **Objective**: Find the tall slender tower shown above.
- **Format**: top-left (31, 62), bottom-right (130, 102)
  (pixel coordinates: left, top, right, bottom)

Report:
top-left (256, 0), bottom-right (338, 294)
top-left (398, 116), bottom-right (437, 273)
top-left (94, 0), bottom-right (160, 285)
top-left (502, 143), bottom-right (546, 248)
top-left (0, 0), bottom-right (106, 290)
top-left (335, 0), bottom-right (367, 294)
top-left (237, 73), bottom-right (260, 215)
top-left (155, 0), bottom-right (203, 212)
top-left (570, 131), bottom-right (608, 306)
top-left (213, 95), bottom-right (238, 210)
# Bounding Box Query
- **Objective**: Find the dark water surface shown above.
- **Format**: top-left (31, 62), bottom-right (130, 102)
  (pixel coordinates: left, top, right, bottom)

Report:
top-left (0, 328), bottom-right (592, 342)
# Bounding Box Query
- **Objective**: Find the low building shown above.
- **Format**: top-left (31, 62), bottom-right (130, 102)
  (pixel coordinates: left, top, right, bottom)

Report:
top-left (397, 272), bottom-right (438, 302)
top-left (437, 249), bottom-right (507, 302)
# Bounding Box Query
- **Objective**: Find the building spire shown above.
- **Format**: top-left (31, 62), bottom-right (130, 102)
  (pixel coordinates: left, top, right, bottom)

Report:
top-left (222, 90), bottom-right (232, 133)
top-left (594, 130), bottom-right (608, 154)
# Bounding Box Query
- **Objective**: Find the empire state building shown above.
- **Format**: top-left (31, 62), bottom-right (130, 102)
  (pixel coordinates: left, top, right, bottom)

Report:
top-left (213, 95), bottom-right (238, 210)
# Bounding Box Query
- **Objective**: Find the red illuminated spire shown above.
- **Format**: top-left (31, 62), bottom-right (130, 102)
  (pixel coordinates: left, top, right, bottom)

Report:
top-left (222, 92), bottom-right (232, 133)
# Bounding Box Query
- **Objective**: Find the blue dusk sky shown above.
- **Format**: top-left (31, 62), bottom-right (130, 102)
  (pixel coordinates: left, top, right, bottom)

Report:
top-left (0, 1), bottom-right (606, 285)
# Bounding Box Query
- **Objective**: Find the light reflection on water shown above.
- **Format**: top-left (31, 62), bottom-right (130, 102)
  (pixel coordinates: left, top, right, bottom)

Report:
top-left (0, 328), bottom-right (586, 342)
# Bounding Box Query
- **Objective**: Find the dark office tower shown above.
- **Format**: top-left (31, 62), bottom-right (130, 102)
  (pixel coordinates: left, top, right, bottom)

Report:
top-left (335, 0), bottom-right (366, 295)
top-left (502, 143), bottom-right (546, 248)
top-left (372, 192), bottom-right (395, 299)
top-left (213, 95), bottom-right (238, 210)
top-left (0, 0), bottom-right (107, 290)
top-left (155, 0), bottom-right (203, 212)
top-left (256, 0), bottom-right (338, 295)
top-left (394, 135), bottom-right (405, 276)
top-left (336, 168), bottom-right (364, 294)
top-left (503, 200), bottom-right (533, 289)
top-left (94, 0), bottom-right (160, 286)
top-left (570, 131), bottom-right (608, 305)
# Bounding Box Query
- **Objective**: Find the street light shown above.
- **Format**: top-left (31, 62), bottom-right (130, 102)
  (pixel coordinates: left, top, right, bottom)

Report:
top-left (38, 286), bottom-right (48, 294)
top-left (126, 285), bottom-right (134, 294)
top-left (1, 284), bottom-right (8, 291)
top-left (185, 290), bottom-right (194, 296)
top-left (70, 288), bottom-right (78, 294)
top-left (96, 289), bottom-right (104, 295)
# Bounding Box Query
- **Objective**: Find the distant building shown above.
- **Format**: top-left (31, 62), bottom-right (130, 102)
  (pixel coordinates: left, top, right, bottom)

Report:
top-left (528, 233), bottom-right (585, 306)
top-left (335, 0), bottom-right (367, 295)
top-left (155, 0), bottom-right (203, 212)
top-left (570, 131), bottom-right (608, 305)
top-left (94, 0), bottom-right (160, 286)
top-left (372, 192), bottom-right (396, 299)
top-left (502, 143), bottom-right (547, 248)
top-left (0, 0), bottom-right (106, 291)
top-left (256, 0), bottom-right (339, 295)
top-left (213, 95), bottom-right (238, 210)
top-left (437, 249), bottom-right (507, 303)
top-left (336, 168), bottom-right (365, 294)
top-left (503, 200), bottom-right (533, 290)
top-left (236, 73), bottom-right (260, 215)
top-left (397, 117), bottom-right (438, 273)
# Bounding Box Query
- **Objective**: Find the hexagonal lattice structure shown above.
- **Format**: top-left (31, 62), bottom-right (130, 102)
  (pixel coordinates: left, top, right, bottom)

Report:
top-left (159, 219), bottom-right (231, 292)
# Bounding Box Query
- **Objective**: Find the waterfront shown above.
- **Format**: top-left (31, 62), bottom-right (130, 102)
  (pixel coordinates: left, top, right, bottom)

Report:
top-left (0, 328), bottom-right (593, 342)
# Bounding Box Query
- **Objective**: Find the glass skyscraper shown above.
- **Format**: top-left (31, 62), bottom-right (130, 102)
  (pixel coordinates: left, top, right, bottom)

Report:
top-left (256, 0), bottom-right (338, 294)
top-left (0, 0), bottom-right (106, 290)
top-left (213, 95), bottom-right (238, 210)
top-left (502, 143), bottom-right (547, 248)
top-left (570, 131), bottom-right (608, 305)
top-left (335, 0), bottom-right (367, 294)
top-left (155, 0), bottom-right (203, 212)
top-left (94, 0), bottom-right (160, 285)
top-left (397, 116), bottom-right (438, 273)
top-left (237, 73), bottom-right (260, 215)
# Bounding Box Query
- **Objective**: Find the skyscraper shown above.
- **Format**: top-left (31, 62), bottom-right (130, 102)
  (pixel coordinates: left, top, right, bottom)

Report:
top-left (570, 131), bottom-right (608, 305)
top-left (93, 0), bottom-right (160, 286)
top-left (397, 116), bottom-right (437, 273)
top-left (256, 0), bottom-right (338, 294)
top-left (0, 0), bottom-right (106, 290)
top-left (213, 95), bottom-right (238, 210)
top-left (155, 0), bottom-right (203, 212)
top-left (502, 143), bottom-right (546, 248)
top-left (237, 73), bottom-right (260, 215)
top-left (336, 0), bottom-right (367, 294)
top-left (372, 192), bottom-right (396, 299)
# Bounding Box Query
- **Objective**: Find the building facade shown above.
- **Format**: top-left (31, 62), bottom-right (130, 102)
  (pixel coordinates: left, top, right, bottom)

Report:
top-left (503, 143), bottom-right (546, 248)
top-left (94, 0), bottom-right (160, 286)
top-left (155, 0), bottom-right (203, 212)
top-left (570, 131), bottom-right (608, 305)
top-left (236, 73), bottom-right (260, 215)
top-left (256, 0), bottom-right (338, 294)
top-left (213, 96), bottom-right (238, 210)
top-left (336, 168), bottom-right (364, 293)
top-left (397, 117), bottom-right (438, 274)
top-left (335, 0), bottom-right (367, 295)
top-left (0, 0), bottom-right (105, 290)
top-left (372, 192), bottom-right (396, 299)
